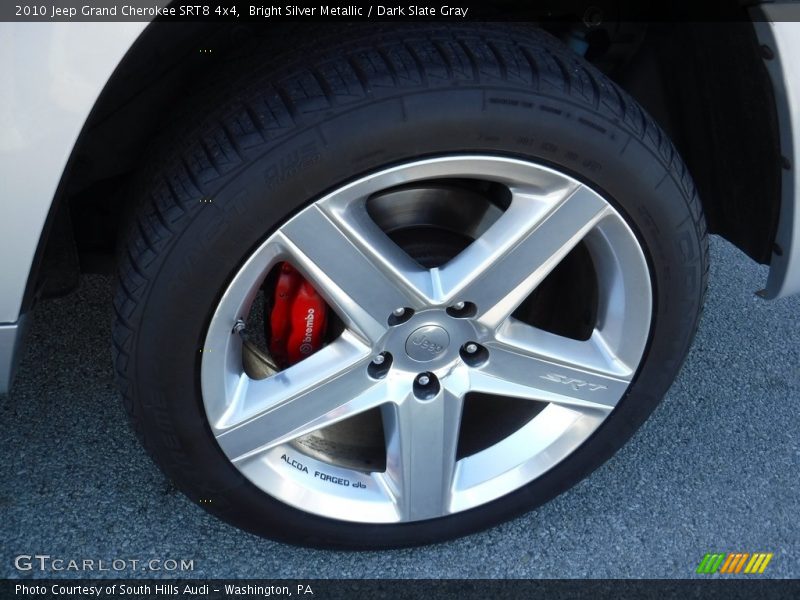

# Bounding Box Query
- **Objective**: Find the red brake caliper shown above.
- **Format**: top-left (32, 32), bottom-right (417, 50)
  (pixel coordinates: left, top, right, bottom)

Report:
top-left (268, 263), bottom-right (328, 367)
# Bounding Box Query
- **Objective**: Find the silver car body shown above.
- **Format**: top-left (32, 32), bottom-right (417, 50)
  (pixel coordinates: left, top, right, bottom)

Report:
top-left (1, 9), bottom-right (800, 393)
top-left (0, 22), bottom-right (147, 391)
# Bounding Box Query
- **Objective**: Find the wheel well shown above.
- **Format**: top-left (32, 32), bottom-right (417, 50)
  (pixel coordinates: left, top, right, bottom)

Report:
top-left (610, 21), bottom-right (782, 265)
top-left (39, 19), bottom-right (782, 297)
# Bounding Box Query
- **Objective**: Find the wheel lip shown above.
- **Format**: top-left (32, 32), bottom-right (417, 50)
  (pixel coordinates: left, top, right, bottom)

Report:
top-left (200, 154), bottom-right (653, 524)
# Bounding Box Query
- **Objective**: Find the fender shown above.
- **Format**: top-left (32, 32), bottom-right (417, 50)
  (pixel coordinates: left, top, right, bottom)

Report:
top-left (0, 22), bottom-right (148, 393)
top-left (753, 4), bottom-right (800, 299)
top-left (0, 23), bottom-right (148, 323)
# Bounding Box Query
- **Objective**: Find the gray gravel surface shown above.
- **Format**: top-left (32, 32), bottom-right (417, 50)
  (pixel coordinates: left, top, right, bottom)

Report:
top-left (1, 236), bottom-right (798, 579)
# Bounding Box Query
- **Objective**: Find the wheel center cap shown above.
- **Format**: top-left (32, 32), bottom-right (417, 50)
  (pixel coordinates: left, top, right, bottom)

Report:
top-left (405, 325), bottom-right (450, 362)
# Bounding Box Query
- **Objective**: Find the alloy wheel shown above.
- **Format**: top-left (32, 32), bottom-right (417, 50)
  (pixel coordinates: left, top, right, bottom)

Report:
top-left (200, 155), bottom-right (652, 523)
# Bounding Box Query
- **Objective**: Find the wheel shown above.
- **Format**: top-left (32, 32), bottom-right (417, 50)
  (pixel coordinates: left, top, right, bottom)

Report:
top-left (113, 25), bottom-right (707, 548)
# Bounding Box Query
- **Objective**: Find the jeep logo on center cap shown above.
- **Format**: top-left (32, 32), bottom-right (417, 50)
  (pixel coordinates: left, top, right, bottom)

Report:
top-left (405, 325), bottom-right (450, 362)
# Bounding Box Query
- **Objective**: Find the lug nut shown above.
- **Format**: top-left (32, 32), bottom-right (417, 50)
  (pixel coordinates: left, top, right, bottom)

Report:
top-left (460, 342), bottom-right (488, 366)
top-left (446, 301), bottom-right (476, 318)
top-left (413, 371), bottom-right (440, 400)
top-left (388, 307), bottom-right (414, 326)
top-left (368, 352), bottom-right (392, 379)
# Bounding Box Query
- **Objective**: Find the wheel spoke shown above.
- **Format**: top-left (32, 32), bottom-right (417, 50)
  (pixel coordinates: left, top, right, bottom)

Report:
top-left (379, 389), bottom-right (464, 520)
top-left (214, 333), bottom-right (384, 463)
top-left (277, 203), bottom-right (430, 344)
top-left (474, 321), bottom-right (633, 411)
top-left (436, 185), bottom-right (610, 329)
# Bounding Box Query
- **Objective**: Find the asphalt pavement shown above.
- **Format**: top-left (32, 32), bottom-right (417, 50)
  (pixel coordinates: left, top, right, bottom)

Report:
top-left (1, 235), bottom-right (798, 579)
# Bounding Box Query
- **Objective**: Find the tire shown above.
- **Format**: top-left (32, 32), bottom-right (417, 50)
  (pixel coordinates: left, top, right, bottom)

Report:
top-left (113, 24), bottom-right (708, 548)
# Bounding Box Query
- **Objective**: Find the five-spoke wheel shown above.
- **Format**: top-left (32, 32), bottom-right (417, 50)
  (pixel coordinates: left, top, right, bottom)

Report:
top-left (201, 156), bottom-right (652, 523)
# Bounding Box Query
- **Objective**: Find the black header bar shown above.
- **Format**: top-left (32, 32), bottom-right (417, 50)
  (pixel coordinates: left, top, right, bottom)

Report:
top-left (3, 0), bottom-right (800, 23)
